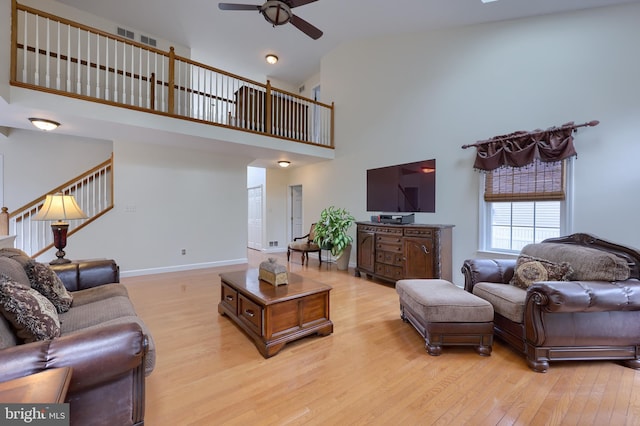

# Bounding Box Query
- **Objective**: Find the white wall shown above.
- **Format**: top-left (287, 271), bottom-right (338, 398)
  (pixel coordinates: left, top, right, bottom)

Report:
top-left (57, 140), bottom-right (251, 274)
top-left (265, 167), bottom-right (289, 250)
top-left (290, 3), bottom-right (640, 285)
top-left (0, 129), bottom-right (112, 208)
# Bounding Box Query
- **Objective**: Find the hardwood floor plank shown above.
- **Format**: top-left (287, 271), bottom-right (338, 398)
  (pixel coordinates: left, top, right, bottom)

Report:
top-left (122, 250), bottom-right (640, 425)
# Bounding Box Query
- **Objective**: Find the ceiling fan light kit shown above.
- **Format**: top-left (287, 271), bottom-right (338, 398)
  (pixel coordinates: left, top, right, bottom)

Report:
top-left (262, 0), bottom-right (291, 25)
top-left (219, 0), bottom-right (323, 39)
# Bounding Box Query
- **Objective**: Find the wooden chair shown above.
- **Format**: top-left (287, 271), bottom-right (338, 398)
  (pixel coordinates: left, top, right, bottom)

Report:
top-left (287, 223), bottom-right (322, 265)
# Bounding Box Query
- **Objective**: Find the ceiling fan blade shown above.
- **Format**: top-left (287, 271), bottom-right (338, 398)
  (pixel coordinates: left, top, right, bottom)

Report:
top-left (218, 3), bottom-right (260, 11)
top-left (289, 14), bottom-right (323, 40)
top-left (286, 0), bottom-right (318, 8)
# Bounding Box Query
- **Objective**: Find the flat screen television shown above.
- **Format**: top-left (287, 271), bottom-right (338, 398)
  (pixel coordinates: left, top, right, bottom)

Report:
top-left (366, 159), bottom-right (436, 213)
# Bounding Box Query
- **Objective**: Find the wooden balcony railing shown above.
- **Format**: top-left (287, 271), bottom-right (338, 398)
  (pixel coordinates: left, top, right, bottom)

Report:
top-left (7, 155), bottom-right (114, 258)
top-left (10, 0), bottom-right (334, 148)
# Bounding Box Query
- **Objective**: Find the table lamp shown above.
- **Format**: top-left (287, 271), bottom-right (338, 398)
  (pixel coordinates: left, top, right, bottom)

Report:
top-left (33, 192), bottom-right (88, 264)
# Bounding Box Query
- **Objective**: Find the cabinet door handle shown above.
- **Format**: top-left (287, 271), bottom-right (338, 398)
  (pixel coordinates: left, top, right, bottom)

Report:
top-left (244, 309), bottom-right (255, 317)
top-left (422, 245), bottom-right (430, 255)
top-left (225, 295), bottom-right (234, 301)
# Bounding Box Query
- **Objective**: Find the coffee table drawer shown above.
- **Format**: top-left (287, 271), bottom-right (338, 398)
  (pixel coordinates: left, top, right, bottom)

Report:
top-left (238, 294), bottom-right (263, 336)
top-left (221, 282), bottom-right (238, 314)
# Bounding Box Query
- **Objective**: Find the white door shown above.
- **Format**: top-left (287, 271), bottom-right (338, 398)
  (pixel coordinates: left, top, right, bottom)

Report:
top-left (290, 185), bottom-right (303, 240)
top-left (247, 185), bottom-right (263, 250)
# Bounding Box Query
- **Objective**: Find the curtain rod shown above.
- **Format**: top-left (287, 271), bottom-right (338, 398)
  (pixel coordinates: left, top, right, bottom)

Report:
top-left (461, 120), bottom-right (599, 149)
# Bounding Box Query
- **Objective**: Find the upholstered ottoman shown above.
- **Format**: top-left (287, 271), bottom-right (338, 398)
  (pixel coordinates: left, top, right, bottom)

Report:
top-left (396, 279), bottom-right (494, 356)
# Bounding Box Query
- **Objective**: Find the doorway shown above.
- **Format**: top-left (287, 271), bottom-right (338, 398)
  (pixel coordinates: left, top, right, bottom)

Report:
top-left (247, 185), bottom-right (263, 251)
top-left (289, 184), bottom-right (302, 241)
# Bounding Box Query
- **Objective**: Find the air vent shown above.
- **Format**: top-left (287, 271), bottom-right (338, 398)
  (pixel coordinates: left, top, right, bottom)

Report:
top-left (140, 35), bottom-right (157, 47)
top-left (117, 27), bottom-right (134, 40)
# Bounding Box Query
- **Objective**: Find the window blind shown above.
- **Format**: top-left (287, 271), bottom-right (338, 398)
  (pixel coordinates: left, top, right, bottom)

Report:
top-left (484, 159), bottom-right (565, 202)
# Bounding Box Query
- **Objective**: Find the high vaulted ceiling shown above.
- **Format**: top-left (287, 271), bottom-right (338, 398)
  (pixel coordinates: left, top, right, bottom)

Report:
top-left (54, 0), bottom-right (640, 86)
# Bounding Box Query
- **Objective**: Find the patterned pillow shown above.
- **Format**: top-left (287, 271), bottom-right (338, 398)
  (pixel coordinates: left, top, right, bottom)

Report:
top-left (510, 255), bottom-right (574, 289)
top-left (0, 274), bottom-right (61, 343)
top-left (24, 261), bottom-right (73, 313)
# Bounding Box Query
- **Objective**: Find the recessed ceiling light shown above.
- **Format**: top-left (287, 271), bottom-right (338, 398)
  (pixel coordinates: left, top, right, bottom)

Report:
top-left (481, 0), bottom-right (499, 3)
top-left (29, 118), bottom-right (60, 131)
top-left (265, 54), bottom-right (278, 65)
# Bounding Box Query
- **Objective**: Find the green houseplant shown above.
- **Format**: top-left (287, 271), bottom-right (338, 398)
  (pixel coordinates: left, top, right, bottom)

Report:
top-left (314, 206), bottom-right (356, 270)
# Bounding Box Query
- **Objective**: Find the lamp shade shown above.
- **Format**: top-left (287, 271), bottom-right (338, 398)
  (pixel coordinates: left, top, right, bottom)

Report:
top-left (33, 193), bottom-right (88, 222)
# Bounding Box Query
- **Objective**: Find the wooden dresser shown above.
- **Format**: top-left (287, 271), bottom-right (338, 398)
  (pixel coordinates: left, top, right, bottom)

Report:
top-left (355, 222), bottom-right (454, 283)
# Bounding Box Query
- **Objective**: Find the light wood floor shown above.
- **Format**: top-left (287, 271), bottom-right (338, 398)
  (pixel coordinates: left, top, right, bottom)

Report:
top-left (123, 251), bottom-right (640, 425)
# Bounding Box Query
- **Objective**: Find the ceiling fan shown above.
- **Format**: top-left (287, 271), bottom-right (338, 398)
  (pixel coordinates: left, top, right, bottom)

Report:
top-left (218, 0), bottom-right (323, 40)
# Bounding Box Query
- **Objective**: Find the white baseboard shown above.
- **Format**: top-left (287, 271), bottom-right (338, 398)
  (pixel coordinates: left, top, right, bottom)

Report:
top-left (120, 258), bottom-right (248, 278)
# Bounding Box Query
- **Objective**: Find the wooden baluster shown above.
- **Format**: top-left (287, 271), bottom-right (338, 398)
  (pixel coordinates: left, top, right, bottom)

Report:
top-left (150, 72), bottom-right (155, 111)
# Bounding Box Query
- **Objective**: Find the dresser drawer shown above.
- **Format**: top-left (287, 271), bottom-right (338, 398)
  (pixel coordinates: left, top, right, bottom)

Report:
top-left (405, 228), bottom-right (433, 237)
top-left (238, 294), bottom-right (263, 336)
top-left (220, 282), bottom-right (238, 314)
top-left (375, 263), bottom-right (403, 280)
top-left (375, 227), bottom-right (403, 236)
top-left (376, 235), bottom-right (402, 253)
top-left (376, 250), bottom-right (403, 266)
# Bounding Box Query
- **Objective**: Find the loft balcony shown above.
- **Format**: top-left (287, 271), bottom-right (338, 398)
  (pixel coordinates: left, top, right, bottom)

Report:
top-left (7, 1), bottom-right (334, 160)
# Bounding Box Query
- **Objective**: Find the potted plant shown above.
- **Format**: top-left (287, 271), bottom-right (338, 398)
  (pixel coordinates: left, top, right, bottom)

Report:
top-left (314, 206), bottom-right (356, 271)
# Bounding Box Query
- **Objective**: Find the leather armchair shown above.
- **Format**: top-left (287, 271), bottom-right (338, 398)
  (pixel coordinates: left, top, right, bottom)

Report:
top-left (463, 234), bottom-right (640, 372)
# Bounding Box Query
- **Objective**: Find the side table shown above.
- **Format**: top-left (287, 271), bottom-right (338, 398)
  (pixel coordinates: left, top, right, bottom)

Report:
top-left (0, 367), bottom-right (72, 403)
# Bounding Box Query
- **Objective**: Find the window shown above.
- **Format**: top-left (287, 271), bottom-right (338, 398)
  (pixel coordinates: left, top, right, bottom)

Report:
top-left (480, 158), bottom-right (572, 253)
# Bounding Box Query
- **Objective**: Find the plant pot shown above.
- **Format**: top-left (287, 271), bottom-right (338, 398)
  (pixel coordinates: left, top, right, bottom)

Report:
top-left (335, 244), bottom-right (352, 271)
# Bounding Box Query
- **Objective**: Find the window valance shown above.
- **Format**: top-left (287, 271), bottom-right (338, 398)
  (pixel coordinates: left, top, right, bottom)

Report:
top-left (462, 120), bottom-right (599, 171)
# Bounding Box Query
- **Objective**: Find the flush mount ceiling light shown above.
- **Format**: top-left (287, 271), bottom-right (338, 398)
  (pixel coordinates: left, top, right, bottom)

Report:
top-left (265, 54), bottom-right (279, 65)
top-left (481, 0), bottom-right (499, 3)
top-left (278, 160), bottom-right (290, 168)
top-left (29, 117), bottom-right (60, 131)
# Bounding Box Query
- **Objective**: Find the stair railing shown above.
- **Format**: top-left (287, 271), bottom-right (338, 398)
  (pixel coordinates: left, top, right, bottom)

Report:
top-left (7, 154), bottom-right (114, 258)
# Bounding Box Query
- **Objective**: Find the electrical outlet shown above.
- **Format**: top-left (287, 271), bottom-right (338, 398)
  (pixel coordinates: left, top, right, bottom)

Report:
top-left (181, 249), bottom-right (186, 255)
top-left (274, 241), bottom-right (278, 247)
top-left (269, 241), bottom-right (274, 247)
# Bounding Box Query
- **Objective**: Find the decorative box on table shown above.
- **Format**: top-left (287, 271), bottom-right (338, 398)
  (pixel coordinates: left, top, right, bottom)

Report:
top-left (259, 258), bottom-right (288, 286)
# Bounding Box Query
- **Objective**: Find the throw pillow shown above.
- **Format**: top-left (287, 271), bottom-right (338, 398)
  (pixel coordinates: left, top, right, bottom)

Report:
top-left (0, 257), bottom-right (31, 289)
top-left (521, 243), bottom-right (630, 281)
top-left (24, 261), bottom-right (73, 313)
top-left (0, 274), bottom-right (61, 343)
top-left (510, 254), bottom-right (573, 289)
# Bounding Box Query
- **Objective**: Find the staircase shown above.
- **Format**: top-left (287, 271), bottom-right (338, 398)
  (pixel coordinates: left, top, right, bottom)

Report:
top-left (5, 155), bottom-right (113, 258)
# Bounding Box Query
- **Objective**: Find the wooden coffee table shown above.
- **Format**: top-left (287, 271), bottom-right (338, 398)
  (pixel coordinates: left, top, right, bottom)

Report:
top-left (218, 269), bottom-right (333, 357)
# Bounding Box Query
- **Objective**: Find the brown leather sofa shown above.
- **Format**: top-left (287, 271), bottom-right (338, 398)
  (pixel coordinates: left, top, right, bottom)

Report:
top-left (0, 251), bottom-right (153, 425)
top-left (462, 233), bottom-right (640, 372)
